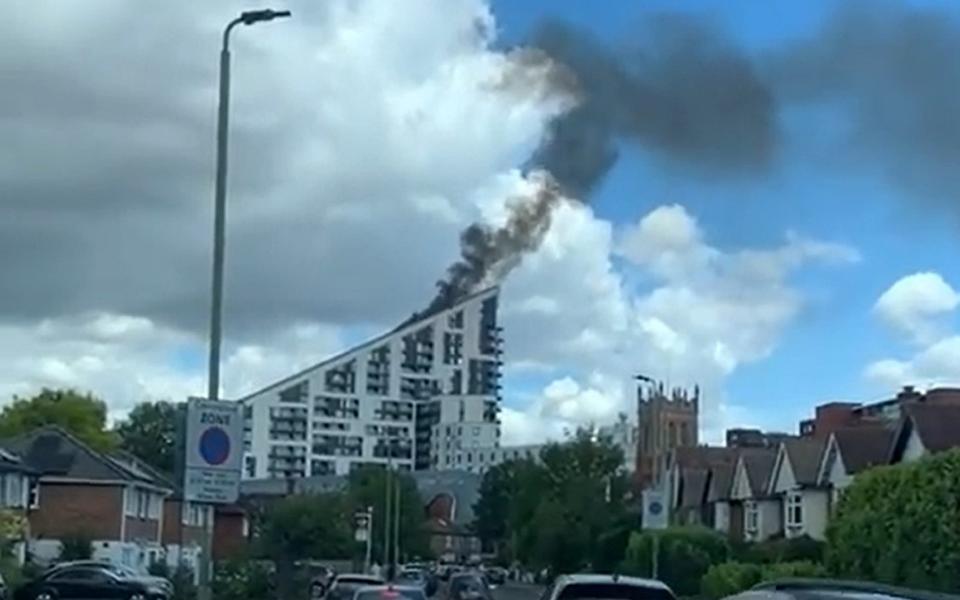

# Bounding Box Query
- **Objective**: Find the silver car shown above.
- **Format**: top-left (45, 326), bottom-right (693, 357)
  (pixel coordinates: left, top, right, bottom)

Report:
top-left (540, 574), bottom-right (676, 600)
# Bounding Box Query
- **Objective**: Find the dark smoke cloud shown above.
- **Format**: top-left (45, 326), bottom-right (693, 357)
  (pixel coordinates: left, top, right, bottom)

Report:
top-left (426, 13), bottom-right (776, 311)
top-left (767, 2), bottom-right (960, 203)
top-left (427, 3), bottom-right (960, 312)
top-left (424, 173), bottom-right (561, 315)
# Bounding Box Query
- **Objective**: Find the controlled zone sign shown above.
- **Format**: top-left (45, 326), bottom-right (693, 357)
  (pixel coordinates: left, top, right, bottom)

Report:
top-left (184, 398), bottom-right (243, 504)
top-left (642, 489), bottom-right (668, 530)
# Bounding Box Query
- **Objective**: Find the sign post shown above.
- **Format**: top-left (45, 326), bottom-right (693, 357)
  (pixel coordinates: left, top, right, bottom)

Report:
top-left (642, 489), bottom-right (668, 580)
top-left (355, 507), bottom-right (374, 573)
top-left (184, 398), bottom-right (243, 600)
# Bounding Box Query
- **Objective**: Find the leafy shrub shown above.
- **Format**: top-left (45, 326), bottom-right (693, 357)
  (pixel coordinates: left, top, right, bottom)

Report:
top-left (701, 562), bottom-right (763, 599)
top-left (622, 527), bottom-right (729, 596)
top-left (738, 535), bottom-right (825, 565)
top-left (213, 559), bottom-right (273, 600)
top-left (825, 449), bottom-right (960, 593)
top-left (58, 533), bottom-right (93, 561)
top-left (762, 560), bottom-right (825, 580)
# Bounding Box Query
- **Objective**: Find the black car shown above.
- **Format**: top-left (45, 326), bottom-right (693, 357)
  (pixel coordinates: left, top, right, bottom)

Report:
top-left (15, 565), bottom-right (170, 600)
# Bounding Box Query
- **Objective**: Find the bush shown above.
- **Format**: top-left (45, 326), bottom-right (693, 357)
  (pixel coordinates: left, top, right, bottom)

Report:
top-left (213, 559), bottom-right (273, 600)
top-left (762, 560), bottom-right (825, 580)
top-left (622, 527), bottom-right (729, 596)
top-left (701, 562), bottom-right (763, 599)
top-left (825, 449), bottom-right (960, 593)
top-left (58, 533), bottom-right (93, 561)
top-left (738, 536), bottom-right (825, 564)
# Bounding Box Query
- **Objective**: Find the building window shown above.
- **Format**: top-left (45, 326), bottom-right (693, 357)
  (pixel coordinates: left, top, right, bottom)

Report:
top-left (27, 480), bottom-right (39, 509)
top-left (148, 493), bottom-right (161, 519)
top-left (745, 501), bottom-right (759, 533)
top-left (245, 456), bottom-right (257, 478)
top-left (786, 492), bottom-right (803, 527)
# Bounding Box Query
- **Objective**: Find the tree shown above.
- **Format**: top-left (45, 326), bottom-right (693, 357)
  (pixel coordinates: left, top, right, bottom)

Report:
top-left (472, 429), bottom-right (631, 572)
top-left (116, 401), bottom-right (184, 475)
top-left (257, 494), bottom-right (353, 599)
top-left (0, 389), bottom-right (115, 450)
top-left (59, 533), bottom-right (94, 561)
top-left (825, 449), bottom-right (960, 592)
top-left (346, 466), bottom-right (431, 562)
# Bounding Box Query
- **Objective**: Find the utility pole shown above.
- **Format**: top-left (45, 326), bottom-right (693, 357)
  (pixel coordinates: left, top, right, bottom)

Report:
top-left (393, 469), bottom-right (402, 569)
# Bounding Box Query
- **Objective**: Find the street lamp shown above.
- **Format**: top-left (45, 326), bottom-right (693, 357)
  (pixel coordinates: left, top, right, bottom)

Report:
top-left (206, 8), bottom-right (291, 405)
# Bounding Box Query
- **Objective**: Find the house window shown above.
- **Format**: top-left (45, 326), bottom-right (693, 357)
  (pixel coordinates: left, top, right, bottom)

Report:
top-left (27, 480), bottom-right (39, 509)
top-left (786, 492), bottom-right (803, 527)
top-left (147, 494), bottom-right (161, 519)
top-left (745, 501), bottom-right (759, 533)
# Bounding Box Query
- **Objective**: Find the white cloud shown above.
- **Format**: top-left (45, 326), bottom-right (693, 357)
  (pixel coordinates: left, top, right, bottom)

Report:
top-left (873, 272), bottom-right (960, 344)
top-left (865, 336), bottom-right (960, 390)
top-left (498, 202), bottom-right (857, 444)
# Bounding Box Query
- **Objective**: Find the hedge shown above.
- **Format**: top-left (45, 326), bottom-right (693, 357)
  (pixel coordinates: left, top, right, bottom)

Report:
top-left (825, 448), bottom-right (960, 593)
top-left (735, 535), bottom-right (824, 565)
top-left (622, 527), bottom-right (729, 596)
top-left (701, 561), bottom-right (825, 599)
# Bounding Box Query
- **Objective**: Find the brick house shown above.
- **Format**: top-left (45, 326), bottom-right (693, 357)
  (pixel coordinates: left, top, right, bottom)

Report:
top-left (5, 426), bottom-right (172, 569)
top-left (161, 494), bottom-right (213, 572)
top-left (212, 504), bottom-right (249, 561)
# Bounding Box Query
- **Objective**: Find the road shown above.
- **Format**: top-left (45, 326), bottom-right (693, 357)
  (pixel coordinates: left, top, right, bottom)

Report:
top-left (492, 582), bottom-right (543, 600)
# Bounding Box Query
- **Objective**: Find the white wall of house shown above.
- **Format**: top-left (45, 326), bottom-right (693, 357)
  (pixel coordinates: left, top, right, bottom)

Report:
top-left (826, 448), bottom-right (851, 507)
top-left (901, 428), bottom-right (927, 463)
top-left (743, 499), bottom-right (782, 542)
top-left (713, 501), bottom-right (730, 532)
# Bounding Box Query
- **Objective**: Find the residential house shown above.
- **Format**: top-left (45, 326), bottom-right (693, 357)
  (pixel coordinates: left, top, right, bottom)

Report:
top-left (767, 438), bottom-right (828, 540)
top-left (212, 504), bottom-right (249, 561)
top-left (5, 426), bottom-right (172, 568)
top-left (730, 448), bottom-right (779, 542)
top-left (888, 403), bottom-right (960, 464)
top-left (667, 446), bottom-right (736, 527)
top-left (0, 448), bottom-right (38, 564)
top-left (817, 425), bottom-right (894, 507)
top-left (706, 463), bottom-right (737, 539)
top-left (161, 494), bottom-right (213, 574)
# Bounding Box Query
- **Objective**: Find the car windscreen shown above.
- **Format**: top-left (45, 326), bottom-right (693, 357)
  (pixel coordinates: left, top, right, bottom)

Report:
top-left (329, 581), bottom-right (382, 600)
top-left (557, 583), bottom-right (675, 600)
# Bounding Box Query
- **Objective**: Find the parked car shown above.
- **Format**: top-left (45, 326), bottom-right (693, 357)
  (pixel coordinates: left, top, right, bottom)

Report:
top-left (395, 568), bottom-right (436, 596)
top-left (15, 564), bottom-right (171, 600)
top-left (447, 572), bottom-right (493, 600)
top-left (41, 561), bottom-right (172, 596)
top-left (353, 585), bottom-right (427, 600)
top-left (481, 567), bottom-right (506, 587)
top-left (324, 574), bottom-right (386, 600)
top-left (731, 578), bottom-right (960, 600)
top-left (540, 574), bottom-right (675, 600)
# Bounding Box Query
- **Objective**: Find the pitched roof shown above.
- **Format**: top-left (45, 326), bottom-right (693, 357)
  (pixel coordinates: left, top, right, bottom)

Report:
top-left (674, 446), bottom-right (738, 469)
top-left (833, 425), bottom-right (895, 474)
top-left (904, 403), bottom-right (960, 453)
top-left (782, 437), bottom-right (827, 486)
top-left (3, 426), bottom-right (165, 486)
top-left (680, 467), bottom-right (709, 508)
top-left (707, 463), bottom-right (734, 502)
top-left (740, 447), bottom-right (777, 496)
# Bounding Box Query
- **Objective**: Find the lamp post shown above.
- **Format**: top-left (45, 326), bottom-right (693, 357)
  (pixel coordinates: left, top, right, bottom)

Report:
top-left (198, 12), bottom-right (290, 600)
top-left (206, 8), bottom-right (291, 405)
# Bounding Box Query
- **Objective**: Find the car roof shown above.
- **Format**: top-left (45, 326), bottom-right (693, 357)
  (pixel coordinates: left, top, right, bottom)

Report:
top-left (554, 574), bottom-right (672, 592)
top-left (355, 585), bottom-right (426, 595)
top-left (335, 574), bottom-right (385, 583)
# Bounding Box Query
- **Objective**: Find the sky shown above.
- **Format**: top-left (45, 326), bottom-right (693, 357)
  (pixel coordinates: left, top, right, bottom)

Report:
top-left (2, 0), bottom-right (960, 444)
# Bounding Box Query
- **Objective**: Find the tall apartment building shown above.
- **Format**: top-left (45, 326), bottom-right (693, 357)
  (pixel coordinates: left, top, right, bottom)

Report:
top-left (240, 288), bottom-right (503, 479)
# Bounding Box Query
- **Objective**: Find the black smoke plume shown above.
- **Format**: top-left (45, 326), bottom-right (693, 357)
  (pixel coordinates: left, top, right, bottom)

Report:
top-left (425, 3), bottom-right (960, 313)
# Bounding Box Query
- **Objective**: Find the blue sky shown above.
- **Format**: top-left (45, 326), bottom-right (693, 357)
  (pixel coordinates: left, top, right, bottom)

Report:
top-left (491, 0), bottom-right (960, 431)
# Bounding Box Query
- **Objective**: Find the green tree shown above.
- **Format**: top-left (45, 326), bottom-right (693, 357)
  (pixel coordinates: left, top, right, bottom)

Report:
top-left (623, 527), bottom-right (729, 596)
top-left (116, 401), bottom-right (184, 475)
top-left (346, 466), bottom-right (431, 562)
top-left (0, 389), bottom-right (115, 450)
top-left (257, 494), bottom-right (353, 599)
top-left (472, 429), bottom-right (630, 572)
top-left (825, 449), bottom-right (960, 592)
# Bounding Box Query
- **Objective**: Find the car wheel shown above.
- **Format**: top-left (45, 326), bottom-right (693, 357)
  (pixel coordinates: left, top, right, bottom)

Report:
top-left (35, 590), bottom-right (55, 600)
